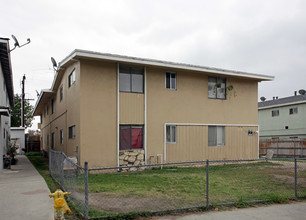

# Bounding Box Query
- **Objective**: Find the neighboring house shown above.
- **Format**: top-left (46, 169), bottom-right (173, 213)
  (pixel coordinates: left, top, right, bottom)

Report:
top-left (258, 92), bottom-right (306, 139)
top-left (0, 38), bottom-right (14, 172)
top-left (10, 127), bottom-right (25, 154)
top-left (33, 49), bottom-right (273, 168)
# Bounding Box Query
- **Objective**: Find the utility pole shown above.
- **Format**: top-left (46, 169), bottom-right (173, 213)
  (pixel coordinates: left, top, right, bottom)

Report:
top-left (21, 74), bottom-right (26, 127)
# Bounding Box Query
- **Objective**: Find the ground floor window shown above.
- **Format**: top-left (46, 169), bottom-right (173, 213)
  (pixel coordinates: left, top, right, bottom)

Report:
top-left (120, 125), bottom-right (144, 150)
top-left (208, 126), bottom-right (225, 146)
top-left (166, 125), bottom-right (177, 143)
top-left (60, 129), bottom-right (64, 145)
top-left (51, 132), bottom-right (55, 149)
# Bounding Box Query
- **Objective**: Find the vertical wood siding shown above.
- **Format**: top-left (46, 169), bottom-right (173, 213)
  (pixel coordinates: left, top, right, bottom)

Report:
top-left (120, 93), bottom-right (144, 124)
top-left (166, 125), bottom-right (258, 162)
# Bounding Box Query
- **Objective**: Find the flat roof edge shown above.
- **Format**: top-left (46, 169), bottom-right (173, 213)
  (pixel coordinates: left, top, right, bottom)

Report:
top-left (258, 100), bottom-right (306, 109)
top-left (59, 49), bottom-right (274, 81)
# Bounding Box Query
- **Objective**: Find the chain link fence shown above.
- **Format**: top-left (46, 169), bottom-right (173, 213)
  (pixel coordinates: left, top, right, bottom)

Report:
top-left (49, 150), bottom-right (306, 219)
top-left (49, 150), bottom-right (86, 217)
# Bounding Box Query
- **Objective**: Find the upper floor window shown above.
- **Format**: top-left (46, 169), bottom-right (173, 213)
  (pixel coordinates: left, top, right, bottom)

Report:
top-left (68, 69), bottom-right (76, 87)
top-left (208, 126), bottom-right (225, 146)
top-left (69, 125), bottom-right (76, 139)
top-left (289, 107), bottom-right (298, 115)
top-left (166, 72), bottom-right (176, 90)
top-left (51, 99), bottom-right (55, 114)
top-left (59, 85), bottom-right (63, 102)
top-left (272, 110), bottom-right (279, 117)
top-left (119, 65), bottom-right (144, 93)
top-left (208, 76), bottom-right (226, 99)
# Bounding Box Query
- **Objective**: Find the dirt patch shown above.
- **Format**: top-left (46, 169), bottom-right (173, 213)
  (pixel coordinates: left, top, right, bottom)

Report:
top-left (72, 191), bottom-right (200, 213)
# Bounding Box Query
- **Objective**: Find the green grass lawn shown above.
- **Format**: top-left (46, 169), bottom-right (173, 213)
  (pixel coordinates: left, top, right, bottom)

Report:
top-left (85, 161), bottom-right (305, 215)
top-left (26, 153), bottom-right (306, 218)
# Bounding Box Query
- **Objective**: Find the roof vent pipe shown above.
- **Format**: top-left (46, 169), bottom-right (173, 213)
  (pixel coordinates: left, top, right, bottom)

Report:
top-left (273, 97), bottom-right (275, 100)
top-left (276, 96), bottom-right (278, 99)
top-left (294, 91), bottom-right (297, 96)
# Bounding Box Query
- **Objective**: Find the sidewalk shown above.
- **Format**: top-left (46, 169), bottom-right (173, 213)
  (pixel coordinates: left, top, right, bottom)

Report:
top-left (0, 155), bottom-right (54, 220)
top-left (158, 202), bottom-right (306, 220)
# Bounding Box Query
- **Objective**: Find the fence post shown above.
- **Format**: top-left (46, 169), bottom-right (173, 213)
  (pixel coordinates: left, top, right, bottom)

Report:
top-left (294, 158), bottom-right (298, 199)
top-left (206, 160), bottom-right (209, 208)
top-left (49, 150), bottom-right (52, 176)
top-left (85, 161), bottom-right (89, 220)
top-left (60, 152), bottom-right (64, 188)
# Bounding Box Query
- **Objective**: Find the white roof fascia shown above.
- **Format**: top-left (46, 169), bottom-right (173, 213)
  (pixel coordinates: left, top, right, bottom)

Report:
top-left (59, 49), bottom-right (274, 81)
top-left (33, 89), bottom-right (54, 115)
top-left (258, 100), bottom-right (306, 110)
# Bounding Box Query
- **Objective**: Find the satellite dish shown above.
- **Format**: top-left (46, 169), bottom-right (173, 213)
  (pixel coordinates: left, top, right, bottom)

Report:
top-left (9, 35), bottom-right (31, 52)
top-left (260, 96), bottom-right (266, 102)
top-left (299, 89), bottom-right (306, 95)
top-left (12, 35), bottom-right (20, 47)
top-left (51, 57), bottom-right (58, 72)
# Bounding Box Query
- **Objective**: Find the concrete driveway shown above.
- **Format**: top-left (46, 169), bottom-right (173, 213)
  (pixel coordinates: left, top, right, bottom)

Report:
top-left (159, 202), bottom-right (306, 220)
top-left (0, 155), bottom-right (54, 220)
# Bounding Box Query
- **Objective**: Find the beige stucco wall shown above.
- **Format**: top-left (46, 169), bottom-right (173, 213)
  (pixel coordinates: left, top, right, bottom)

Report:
top-left (79, 60), bottom-right (117, 167)
top-left (37, 58), bottom-right (259, 168)
top-left (146, 66), bottom-right (259, 162)
top-left (120, 93), bottom-right (144, 124)
top-left (40, 62), bottom-right (80, 158)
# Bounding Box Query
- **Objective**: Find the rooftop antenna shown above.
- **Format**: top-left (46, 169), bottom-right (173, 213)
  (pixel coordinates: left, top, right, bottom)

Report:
top-left (299, 89), bottom-right (306, 95)
top-left (35, 90), bottom-right (40, 98)
top-left (9, 35), bottom-right (31, 52)
top-left (51, 57), bottom-right (58, 72)
top-left (260, 96), bottom-right (266, 102)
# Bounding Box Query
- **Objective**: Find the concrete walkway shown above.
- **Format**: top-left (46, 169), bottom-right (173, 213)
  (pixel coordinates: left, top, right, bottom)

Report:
top-left (159, 202), bottom-right (306, 220)
top-left (0, 155), bottom-right (54, 220)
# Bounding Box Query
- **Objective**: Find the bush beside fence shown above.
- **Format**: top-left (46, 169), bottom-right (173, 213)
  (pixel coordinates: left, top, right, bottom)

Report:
top-left (49, 150), bottom-right (306, 219)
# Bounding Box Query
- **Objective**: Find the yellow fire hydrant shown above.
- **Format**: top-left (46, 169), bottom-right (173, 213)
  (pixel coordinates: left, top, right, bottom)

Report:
top-left (49, 189), bottom-right (72, 220)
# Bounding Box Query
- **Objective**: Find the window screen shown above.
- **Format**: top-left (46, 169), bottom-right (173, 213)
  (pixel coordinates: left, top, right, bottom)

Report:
top-left (119, 65), bottom-right (144, 93)
top-left (166, 125), bottom-right (177, 143)
top-left (166, 72), bottom-right (176, 89)
top-left (208, 126), bottom-right (225, 146)
top-left (208, 76), bottom-right (226, 99)
top-left (120, 125), bottom-right (144, 150)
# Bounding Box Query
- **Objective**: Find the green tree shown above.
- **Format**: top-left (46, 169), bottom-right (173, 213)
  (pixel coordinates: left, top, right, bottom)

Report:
top-left (10, 94), bottom-right (34, 128)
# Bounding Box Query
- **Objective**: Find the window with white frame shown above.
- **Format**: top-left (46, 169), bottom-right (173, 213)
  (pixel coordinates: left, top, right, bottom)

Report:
top-left (166, 125), bottom-right (177, 143)
top-left (272, 110), bottom-right (279, 117)
top-left (60, 129), bottom-right (64, 145)
top-left (68, 125), bottom-right (76, 139)
top-left (68, 69), bottom-right (76, 87)
top-left (208, 126), bottom-right (225, 146)
top-left (165, 72), bottom-right (176, 90)
top-left (119, 125), bottom-right (144, 150)
top-left (289, 107), bottom-right (298, 115)
top-left (119, 65), bottom-right (144, 93)
top-left (208, 76), bottom-right (226, 99)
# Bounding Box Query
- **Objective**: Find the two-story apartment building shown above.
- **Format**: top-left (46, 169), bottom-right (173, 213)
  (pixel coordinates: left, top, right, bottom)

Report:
top-left (33, 49), bottom-right (273, 168)
top-left (0, 38), bottom-right (14, 172)
top-left (258, 92), bottom-right (306, 139)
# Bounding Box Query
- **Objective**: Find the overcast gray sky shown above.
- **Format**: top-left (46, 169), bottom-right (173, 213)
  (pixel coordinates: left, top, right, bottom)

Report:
top-left (2, 0), bottom-right (306, 129)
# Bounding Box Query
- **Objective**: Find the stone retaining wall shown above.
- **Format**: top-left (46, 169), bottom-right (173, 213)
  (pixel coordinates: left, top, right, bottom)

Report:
top-left (119, 149), bottom-right (145, 171)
